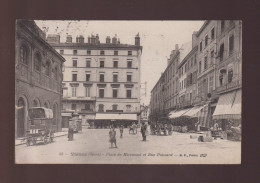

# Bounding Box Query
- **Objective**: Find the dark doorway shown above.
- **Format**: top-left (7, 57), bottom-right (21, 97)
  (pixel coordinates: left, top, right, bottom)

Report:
top-left (17, 98), bottom-right (25, 137)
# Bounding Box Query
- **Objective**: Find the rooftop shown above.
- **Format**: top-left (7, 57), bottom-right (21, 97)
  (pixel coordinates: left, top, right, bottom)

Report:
top-left (49, 42), bottom-right (142, 49)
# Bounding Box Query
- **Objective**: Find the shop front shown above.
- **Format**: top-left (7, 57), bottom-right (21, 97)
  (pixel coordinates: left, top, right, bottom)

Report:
top-left (89, 113), bottom-right (138, 128)
top-left (212, 89), bottom-right (241, 140)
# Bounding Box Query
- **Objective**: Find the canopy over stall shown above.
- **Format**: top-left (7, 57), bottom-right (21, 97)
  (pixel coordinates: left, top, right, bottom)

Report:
top-left (61, 113), bottom-right (72, 117)
top-left (28, 107), bottom-right (53, 119)
top-left (213, 89), bottom-right (241, 120)
top-left (229, 89), bottom-right (241, 119)
top-left (169, 108), bottom-right (191, 119)
top-left (95, 113), bottom-right (137, 120)
top-left (183, 105), bottom-right (206, 118)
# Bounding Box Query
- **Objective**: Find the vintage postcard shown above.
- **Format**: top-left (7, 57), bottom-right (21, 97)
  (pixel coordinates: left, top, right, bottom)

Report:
top-left (15, 20), bottom-right (242, 164)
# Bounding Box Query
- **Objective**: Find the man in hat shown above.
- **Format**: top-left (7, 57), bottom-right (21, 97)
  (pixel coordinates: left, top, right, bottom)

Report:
top-left (109, 127), bottom-right (117, 148)
top-left (119, 125), bottom-right (124, 138)
top-left (141, 122), bottom-right (147, 141)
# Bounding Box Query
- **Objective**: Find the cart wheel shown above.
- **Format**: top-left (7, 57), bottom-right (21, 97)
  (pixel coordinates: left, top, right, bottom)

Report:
top-left (50, 137), bottom-right (54, 142)
top-left (32, 139), bottom-right (37, 145)
top-left (26, 140), bottom-right (30, 146)
top-left (50, 133), bottom-right (54, 142)
top-left (43, 136), bottom-right (48, 144)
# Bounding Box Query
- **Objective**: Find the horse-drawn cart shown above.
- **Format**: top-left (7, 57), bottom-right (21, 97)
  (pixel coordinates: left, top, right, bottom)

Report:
top-left (25, 107), bottom-right (54, 146)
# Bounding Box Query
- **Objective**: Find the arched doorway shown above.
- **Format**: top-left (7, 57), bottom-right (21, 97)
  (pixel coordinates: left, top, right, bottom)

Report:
top-left (44, 101), bottom-right (50, 108)
top-left (17, 97), bottom-right (26, 137)
top-left (33, 98), bottom-right (40, 107)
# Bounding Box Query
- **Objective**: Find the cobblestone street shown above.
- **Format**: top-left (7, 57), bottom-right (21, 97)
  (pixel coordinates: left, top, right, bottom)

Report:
top-left (16, 127), bottom-right (241, 164)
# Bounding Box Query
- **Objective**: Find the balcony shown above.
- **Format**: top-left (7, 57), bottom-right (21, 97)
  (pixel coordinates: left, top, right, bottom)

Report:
top-left (80, 109), bottom-right (95, 113)
top-left (62, 96), bottom-right (96, 101)
top-left (217, 80), bottom-right (241, 94)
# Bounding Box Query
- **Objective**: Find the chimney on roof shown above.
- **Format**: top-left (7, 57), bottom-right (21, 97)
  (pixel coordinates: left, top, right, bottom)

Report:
top-left (170, 50), bottom-right (176, 59)
top-left (112, 34), bottom-right (117, 44)
top-left (47, 34), bottom-right (60, 43)
top-left (66, 35), bottom-right (72, 43)
top-left (76, 35), bottom-right (84, 43)
top-left (192, 31), bottom-right (198, 48)
top-left (106, 36), bottom-right (111, 44)
top-left (175, 44), bottom-right (179, 51)
top-left (135, 33), bottom-right (140, 46)
top-left (90, 34), bottom-right (96, 44)
top-left (96, 34), bottom-right (100, 44)
top-left (88, 36), bottom-right (90, 43)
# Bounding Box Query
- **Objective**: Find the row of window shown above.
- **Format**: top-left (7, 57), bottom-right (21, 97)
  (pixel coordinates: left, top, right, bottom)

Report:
top-left (61, 50), bottom-right (133, 56)
top-left (71, 73), bottom-right (133, 82)
top-left (179, 55), bottom-right (197, 77)
top-left (70, 103), bottom-right (133, 112)
top-left (199, 21), bottom-right (235, 53)
top-left (20, 46), bottom-right (59, 80)
top-left (72, 59), bottom-right (133, 68)
top-left (70, 87), bottom-right (133, 98)
top-left (199, 27), bottom-right (215, 52)
top-left (198, 35), bottom-right (234, 73)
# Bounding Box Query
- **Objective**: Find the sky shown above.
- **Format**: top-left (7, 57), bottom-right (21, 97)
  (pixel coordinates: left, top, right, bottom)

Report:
top-left (35, 20), bottom-right (204, 105)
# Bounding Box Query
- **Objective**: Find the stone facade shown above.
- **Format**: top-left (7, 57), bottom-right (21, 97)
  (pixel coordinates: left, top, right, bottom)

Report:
top-left (150, 20), bottom-right (242, 128)
top-left (48, 34), bottom-right (142, 125)
top-left (15, 20), bottom-right (65, 138)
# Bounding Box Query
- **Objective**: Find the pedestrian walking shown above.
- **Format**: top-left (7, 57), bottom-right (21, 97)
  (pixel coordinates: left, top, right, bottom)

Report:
top-left (109, 127), bottom-right (117, 148)
top-left (119, 125), bottom-right (124, 138)
top-left (141, 122), bottom-right (147, 141)
top-left (68, 126), bottom-right (74, 141)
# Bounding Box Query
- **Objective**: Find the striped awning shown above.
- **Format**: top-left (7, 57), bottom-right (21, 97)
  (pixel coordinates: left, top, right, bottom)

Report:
top-left (95, 113), bottom-right (137, 120)
top-left (213, 89), bottom-right (241, 119)
top-left (229, 89), bottom-right (241, 119)
top-left (183, 105), bottom-right (206, 117)
top-left (169, 108), bottom-right (191, 119)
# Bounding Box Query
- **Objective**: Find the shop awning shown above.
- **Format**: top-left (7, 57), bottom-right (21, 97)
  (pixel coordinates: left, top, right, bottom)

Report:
top-left (63, 97), bottom-right (96, 101)
top-left (183, 105), bottom-right (206, 117)
top-left (61, 113), bottom-right (72, 117)
top-left (213, 90), bottom-right (239, 119)
top-left (169, 108), bottom-right (191, 119)
top-left (95, 113), bottom-right (137, 120)
top-left (229, 89), bottom-right (241, 119)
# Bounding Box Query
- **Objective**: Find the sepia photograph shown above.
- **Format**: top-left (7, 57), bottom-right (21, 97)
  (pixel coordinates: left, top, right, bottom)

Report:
top-left (15, 20), bottom-right (242, 164)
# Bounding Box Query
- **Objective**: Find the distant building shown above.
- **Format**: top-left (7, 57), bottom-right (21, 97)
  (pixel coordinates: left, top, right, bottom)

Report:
top-left (150, 43), bottom-right (190, 121)
top-left (47, 33), bottom-right (142, 126)
top-left (15, 20), bottom-right (65, 138)
top-left (140, 105), bottom-right (149, 122)
top-left (178, 45), bottom-right (198, 109)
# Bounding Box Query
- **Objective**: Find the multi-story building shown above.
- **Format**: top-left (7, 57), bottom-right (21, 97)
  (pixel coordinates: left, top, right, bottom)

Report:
top-left (140, 105), bottom-right (150, 122)
top-left (47, 34), bottom-right (142, 126)
top-left (178, 45), bottom-right (198, 108)
top-left (150, 20), bottom-right (242, 131)
top-left (212, 20), bottom-right (242, 129)
top-left (150, 75), bottom-right (164, 121)
top-left (163, 44), bottom-right (181, 113)
top-left (195, 21), bottom-right (218, 102)
top-left (15, 20), bottom-right (65, 138)
top-left (150, 43), bottom-right (190, 121)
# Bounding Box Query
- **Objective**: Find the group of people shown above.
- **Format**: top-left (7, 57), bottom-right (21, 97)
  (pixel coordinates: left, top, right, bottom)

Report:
top-left (150, 122), bottom-right (173, 136)
top-left (108, 122), bottom-right (149, 148)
